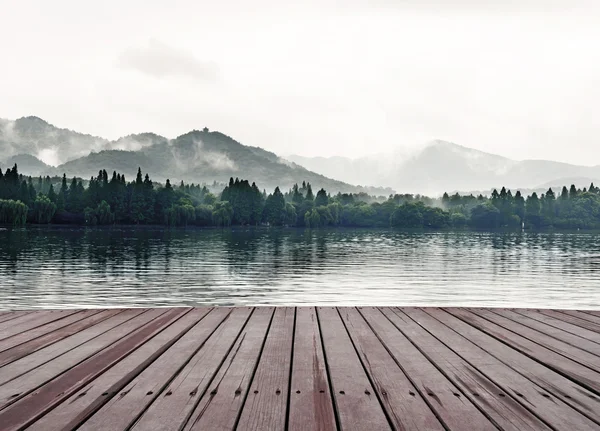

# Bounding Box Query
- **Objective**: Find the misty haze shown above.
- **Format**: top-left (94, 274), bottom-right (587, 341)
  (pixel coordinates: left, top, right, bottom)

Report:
top-left (1, 2), bottom-right (600, 430)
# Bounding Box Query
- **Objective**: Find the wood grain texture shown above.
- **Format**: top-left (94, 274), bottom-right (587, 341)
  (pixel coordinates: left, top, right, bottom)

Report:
top-left (130, 307), bottom-right (253, 431)
top-left (0, 309), bottom-right (135, 386)
top-left (287, 307), bottom-right (336, 431)
top-left (490, 309), bottom-right (600, 358)
top-left (31, 308), bottom-right (214, 431)
top-left (472, 308), bottom-right (600, 369)
top-left (341, 307), bottom-right (444, 431)
top-left (1, 306), bottom-right (598, 431)
top-left (514, 309), bottom-right (600, 345)
top-left (237, 307), bottom-right (295, 431)
top-left (407, 308), bottom-right (596, 431)
top-left (440, 308), bottom-right (600, 425)
top-left (0, 308), bottom-right (188, 430)
top-left (0, 309), bottom-right (112, 367)
top-left (0, 310), bottom-right (79, 340)
top-left (317, 306), bottom-right (391, 431)
top-left (184, 307), bottom-right (274, 431)
top-left (450, 308), bottom-right (600, 394)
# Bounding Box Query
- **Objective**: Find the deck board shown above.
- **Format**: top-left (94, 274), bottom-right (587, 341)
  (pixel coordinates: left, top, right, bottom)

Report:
top-left (0, 307), bottom-right (598, 430)
top-left (287, 307), bottom-right (337, 431)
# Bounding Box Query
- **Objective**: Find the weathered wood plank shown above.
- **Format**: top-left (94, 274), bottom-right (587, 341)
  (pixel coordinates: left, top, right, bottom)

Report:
top-left (317, 306), bottom-right (391, 431)
top-left (34, 308), bottom-right (216, 431)
top-left (538, 310), bottom-right (600, 341)
top-left (237, 307), bottom-right (295, 431)
top-left (362, 307), bottom-right (496, 431)
top-left (491, 309), bottom-right (600, 358)
top-left (76, 308), bottom-right (227, 431)
top-left (183, 307), bottom-right (274, 431)
top-left (514, 309), bottom-right (600, 345)
top-left (341, 307), bottom-right (444, 431)
top-left (439, 308), bottom-right (600, 425)
top-left (0, 310), bottom-right (100, 353)
top-left (0, 308), bottom-right (189, 430)
top-left (452, 308), bottom-right (600, 393)
top-left (0, 311), bottom-right (34, 325)
top-left (0, 309), bottom-right (133, 384)
top-left (130, 307), bottom-right (253, 431)
top-left (406, 307), bottom-right (600, 431)
top-left (0, 310), bottom-right (111, 366)
top-left (559, 310), bottom-right (600, 325)
top-left (477, 309), bottom-right (600, 368)
top-left (0, 310), bottom-right (79, 340)
top-left (0, 309), bottom-right (160, 410)
top-left (287, 307), bottom-right (336, 431)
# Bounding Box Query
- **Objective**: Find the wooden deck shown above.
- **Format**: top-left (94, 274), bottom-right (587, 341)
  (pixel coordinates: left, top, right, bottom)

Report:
top-left (0, 307), bottom-right (599, 430)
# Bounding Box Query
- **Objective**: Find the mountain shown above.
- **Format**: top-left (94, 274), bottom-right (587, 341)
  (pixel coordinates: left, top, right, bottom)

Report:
top-left (0, 117), bottom-right (393, 195)
top-left (0, 116), bottom-right (108, 166)
top-left (288, 140), bottom-right (600, 195)
top-left (0, 154), bottom-right (56, 177)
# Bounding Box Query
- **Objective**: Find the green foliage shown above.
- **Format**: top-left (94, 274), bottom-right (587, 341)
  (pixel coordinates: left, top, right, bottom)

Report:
top-left (84, 200), bottom-right (115, 225)
top-left (0, 199), bottom-right (28, 226)
top-left (470, 202), bottom-right (500, 229)
top-left (33, 194), bottom-right (57, 224)
top-left (3, 162), bottom-right (600, 230)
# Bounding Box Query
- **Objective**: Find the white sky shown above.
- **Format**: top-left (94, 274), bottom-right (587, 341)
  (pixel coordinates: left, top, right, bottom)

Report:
top-left (1, 0), bottom-right (599, 165)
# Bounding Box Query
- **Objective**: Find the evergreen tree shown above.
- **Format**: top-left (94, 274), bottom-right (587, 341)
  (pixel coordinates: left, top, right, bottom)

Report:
top-left (315, 188), bottom-right (329, 207)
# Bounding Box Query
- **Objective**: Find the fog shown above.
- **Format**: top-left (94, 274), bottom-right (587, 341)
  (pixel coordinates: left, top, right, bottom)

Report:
top-left (0, 0), bottom-right (599, 169)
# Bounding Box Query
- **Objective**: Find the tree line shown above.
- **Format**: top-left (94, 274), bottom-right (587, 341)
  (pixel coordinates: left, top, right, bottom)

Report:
top-left (1, 163), bottom-right (599, 229)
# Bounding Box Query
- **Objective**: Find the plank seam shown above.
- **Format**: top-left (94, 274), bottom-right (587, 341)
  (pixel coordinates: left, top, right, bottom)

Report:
top-left (380, 308), bottom-right (500, 431)
top-left (450, 308), bottom-right (600, 398)
top-left (284, 307), bottom-right (297, 431)
top-left (477, 309), bottom-right (600, 370)
top-left (315, 307), bottom-right (342, 431)
top-left (438, 308), bottom-right (600, 427)
top-left (56, 308), bottom-right (217, 430)
top-left (231, 307), bottom-right (276, 431)
top-left (160, 308), bottom-right (256, 430)
top-left (337, 307), bottom-right (405, 431)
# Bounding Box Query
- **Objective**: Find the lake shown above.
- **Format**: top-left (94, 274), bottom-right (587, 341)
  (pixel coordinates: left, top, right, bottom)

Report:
top-left (1, 226), bottom-right (599, 310)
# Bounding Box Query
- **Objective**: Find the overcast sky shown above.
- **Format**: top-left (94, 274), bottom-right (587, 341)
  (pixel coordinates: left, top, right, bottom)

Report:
top-left (1, 0), bottom-right (599, 165)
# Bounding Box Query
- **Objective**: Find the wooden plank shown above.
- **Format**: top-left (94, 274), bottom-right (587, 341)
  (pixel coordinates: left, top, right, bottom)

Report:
top-left (237, 307), bottom-right (295, 431)
top-left (438, 308), bottom-right (600, 425)
top-left (75, 308), bottom-right (228, 431)
top-left (559, 310), bottom-right (600, 325)
top-left (31, 308), bottom-right (216, 431)
top-left (0, 309), bottom-right (133, 384)
top-left (0, 310), bottom-right (110, 366)
top-left (182, 307), bottom-right (274, 431)
top-left (0, 309), bottom-right (161, 410)
top-left (340, 307), bottom-right (444, 431)
top-left (0, 312), bottom-right (42, 331)
top-left (130, 307), bottom-right (254, 431)
top-left (492, 309), bottom-right (600, 358)
top-left (405, 308), bottom-right (600, 431)
top-left (514, 309), bottom-right (600, 346)
top-left (451, 308), bottom-right (600, 393)
top-left (538, 310), bottom-right (600, 341)
top-left (0, 310), bottom-right (78, 339)
top-left (0, 311), bottom-right (34, 325)
top-left (473, 309), bottom-right (600, 370)
top-left (0, 310), bottom-right (101, 353)
top-left (361, 307), bottom-right (496, 431)
top-left (317, 306), bottom-right (391, 431)
top-left (0, 308), bottom-right (189, 430)
top-left (287, 307), bottom-right (336, 431)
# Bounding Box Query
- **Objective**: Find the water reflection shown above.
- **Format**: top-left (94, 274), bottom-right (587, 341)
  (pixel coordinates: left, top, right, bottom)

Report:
top-left (0, 226), bottom-right (599, 309)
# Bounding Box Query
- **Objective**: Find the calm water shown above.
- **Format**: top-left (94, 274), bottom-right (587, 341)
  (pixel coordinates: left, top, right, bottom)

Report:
top-left (1, 226), bottom-right (599, 310)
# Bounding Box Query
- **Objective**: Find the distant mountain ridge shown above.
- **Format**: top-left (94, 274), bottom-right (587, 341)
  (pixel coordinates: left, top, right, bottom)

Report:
top-left (288, 140), bottom-right (600, 195)
top-left (0, 116), bottom-right (393, 195)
